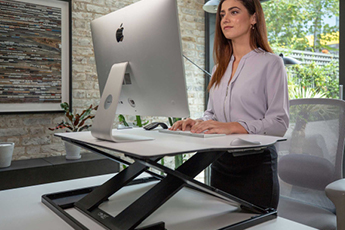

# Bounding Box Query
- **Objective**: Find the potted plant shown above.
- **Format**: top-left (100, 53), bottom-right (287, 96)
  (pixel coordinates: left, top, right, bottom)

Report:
top-left (118, 114), bottom-right (149, 128)
top-left (49, 102), bottom-right (98, 160)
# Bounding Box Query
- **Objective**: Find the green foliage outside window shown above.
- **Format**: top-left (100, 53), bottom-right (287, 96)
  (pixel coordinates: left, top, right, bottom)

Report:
top-left (262, 0), bottom-right (339, 99)
top-left (263, 0), bottom-right (339, 52)
top-left (286, 60), bottom-right (339, 99)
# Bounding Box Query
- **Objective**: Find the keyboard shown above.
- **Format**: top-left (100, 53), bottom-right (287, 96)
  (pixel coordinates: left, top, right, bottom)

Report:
top-left (158, 129), bottom-right (226, 138)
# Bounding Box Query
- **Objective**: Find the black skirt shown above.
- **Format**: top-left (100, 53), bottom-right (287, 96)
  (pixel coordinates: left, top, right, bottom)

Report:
top-left (211, 145), bottom-right (279, 209)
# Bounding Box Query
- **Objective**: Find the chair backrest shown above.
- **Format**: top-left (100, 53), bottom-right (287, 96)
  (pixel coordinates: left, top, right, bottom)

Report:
top-left (276, 98), bottom-right (345, 212)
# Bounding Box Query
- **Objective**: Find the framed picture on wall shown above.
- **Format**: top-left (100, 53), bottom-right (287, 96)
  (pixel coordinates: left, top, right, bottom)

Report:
top-left (0, 0), bottom-right (71, 113)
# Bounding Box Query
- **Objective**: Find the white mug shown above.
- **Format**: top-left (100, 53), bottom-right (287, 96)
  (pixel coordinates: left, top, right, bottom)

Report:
top-left (0, 142), bottom-right (15, 168)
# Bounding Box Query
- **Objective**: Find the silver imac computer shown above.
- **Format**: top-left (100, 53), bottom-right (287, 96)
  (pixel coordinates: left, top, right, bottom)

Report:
top-left (90, 0), bottom-right (190, 142)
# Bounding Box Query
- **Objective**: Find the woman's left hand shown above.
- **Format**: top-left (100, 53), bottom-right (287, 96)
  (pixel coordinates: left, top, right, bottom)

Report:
top-left (190, 120), bottom-right (248, 135)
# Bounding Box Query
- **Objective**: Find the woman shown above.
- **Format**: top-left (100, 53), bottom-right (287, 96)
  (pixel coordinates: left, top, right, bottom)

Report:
top-left (170, 0), bottom-right (289, 209)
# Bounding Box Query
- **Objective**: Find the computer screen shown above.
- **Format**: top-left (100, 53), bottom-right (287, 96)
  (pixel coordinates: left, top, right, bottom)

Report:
top-left (90, 0), bottom-right (190, 142)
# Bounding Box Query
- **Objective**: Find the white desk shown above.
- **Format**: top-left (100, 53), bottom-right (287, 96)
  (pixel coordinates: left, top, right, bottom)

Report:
top-left (0, 174), bottom-right (316, 230)
top-left (47, 129), bottom-right (289, 229)
top-left (55, 129), bottom-right (285, 157)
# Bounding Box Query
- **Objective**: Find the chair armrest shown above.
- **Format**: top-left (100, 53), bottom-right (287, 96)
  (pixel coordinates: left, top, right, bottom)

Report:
top-left (326, 179), bottom-right (345, 230)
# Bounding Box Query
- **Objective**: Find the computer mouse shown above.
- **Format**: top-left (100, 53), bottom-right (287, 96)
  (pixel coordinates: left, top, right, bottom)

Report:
top-left (230, 138), bottom-right (262, 146)
top-left (143, 122), bottom-right (168, 130)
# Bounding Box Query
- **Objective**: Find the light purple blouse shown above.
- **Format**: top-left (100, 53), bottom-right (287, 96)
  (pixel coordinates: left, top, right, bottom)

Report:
top-left (201, 49), bottom-right (289, 137)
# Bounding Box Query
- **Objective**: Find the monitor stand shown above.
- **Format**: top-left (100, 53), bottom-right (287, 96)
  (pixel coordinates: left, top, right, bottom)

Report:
top-left (91, 62), bottom-right (154, 142)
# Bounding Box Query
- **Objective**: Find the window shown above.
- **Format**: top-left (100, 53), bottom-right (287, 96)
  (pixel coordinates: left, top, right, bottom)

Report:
top-left (262, 0), bottom-right (340, 99)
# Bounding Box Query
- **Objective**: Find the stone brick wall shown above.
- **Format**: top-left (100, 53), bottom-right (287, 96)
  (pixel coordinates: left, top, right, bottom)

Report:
top-left (0, 0), bottom-right (206, 160)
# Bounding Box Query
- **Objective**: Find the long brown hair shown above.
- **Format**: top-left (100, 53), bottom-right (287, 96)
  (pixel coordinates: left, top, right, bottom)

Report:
top-left (208, 0), bottom-right (272, 91)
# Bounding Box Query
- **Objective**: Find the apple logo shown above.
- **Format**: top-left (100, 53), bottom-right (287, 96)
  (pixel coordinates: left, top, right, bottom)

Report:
top-left (116, 23), bottom-right (124, 42)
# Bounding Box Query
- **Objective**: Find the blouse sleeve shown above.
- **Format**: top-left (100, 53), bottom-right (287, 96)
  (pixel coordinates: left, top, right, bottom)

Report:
top-left (201, 96), bottom-right (216, 121)
top-left (238, 58), bottom-right (289, 137)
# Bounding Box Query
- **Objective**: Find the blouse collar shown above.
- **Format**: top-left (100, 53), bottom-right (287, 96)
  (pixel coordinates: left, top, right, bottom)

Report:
top-left (230, 48), bottom-right (265, 61)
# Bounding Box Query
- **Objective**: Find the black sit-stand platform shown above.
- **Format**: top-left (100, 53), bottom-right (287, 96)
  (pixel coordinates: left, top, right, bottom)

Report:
top-left (42, 137), bottom-right (277, 230)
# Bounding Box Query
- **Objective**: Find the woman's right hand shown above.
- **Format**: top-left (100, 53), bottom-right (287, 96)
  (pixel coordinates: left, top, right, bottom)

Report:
top-left (169, 118), bottom-right (199, 131)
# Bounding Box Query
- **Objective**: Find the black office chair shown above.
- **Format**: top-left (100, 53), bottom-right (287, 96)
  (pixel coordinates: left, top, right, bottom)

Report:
top-left (276, 98), bottom-right (345, 230)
